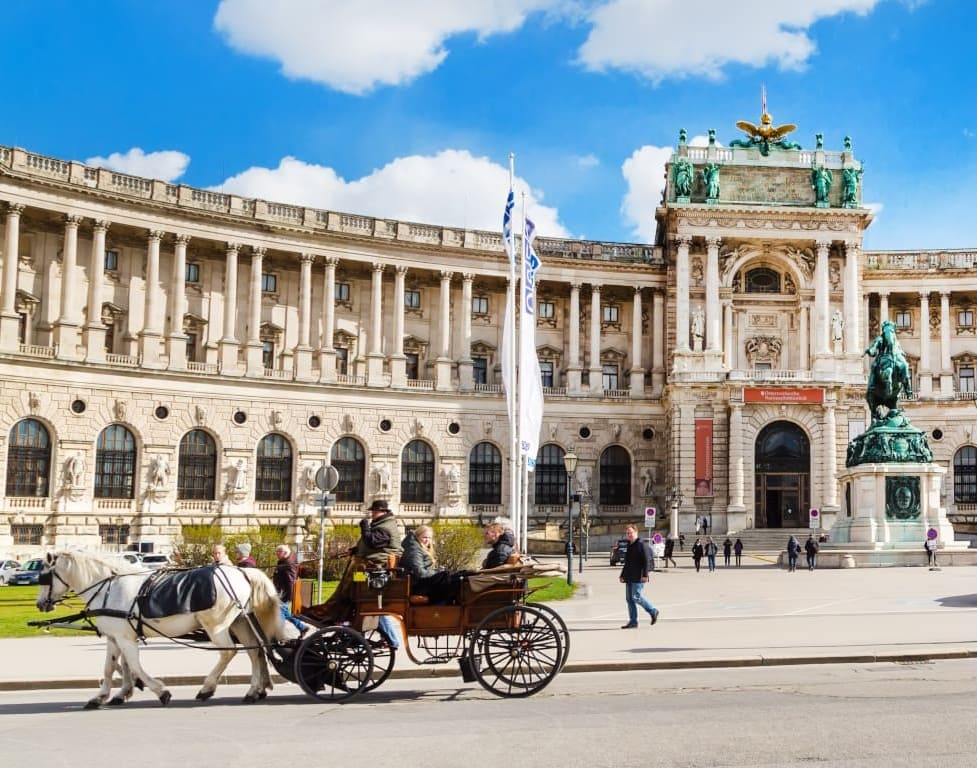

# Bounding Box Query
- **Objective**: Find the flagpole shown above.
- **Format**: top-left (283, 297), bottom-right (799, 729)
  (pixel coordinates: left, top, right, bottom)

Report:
top-left (507, 154), bottom-right (521, 540)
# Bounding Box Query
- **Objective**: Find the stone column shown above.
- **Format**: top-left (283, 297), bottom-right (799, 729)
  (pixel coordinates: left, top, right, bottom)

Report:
top-left (652, 289), bottom-right (665, 394)
top-left (919, 291), bottom-right (932, 396)
top-left (823, 403), bottom-right (837, 508)
top-left (940, 291), bottom-right (953, 396)
top-left (705, 236), bottom-right (721, 353)
top-left (53, 214), bottom-right (83, 358)
top-left (435, 270), bottom-right (454, 390)
top-left (366, 262), bottom-right (385, 386)
top-left (722, 301), bottom-right (733, 369)
top-left (799, 302), bottom-right (809, 370)
top-left (319, 256), bottom-right (338, 382)
top-left (879, 291), bottom-right (889, 324)
top-left (589, 284), bottom-right (602, 394)
top-left (219, 243), bottom-right (242, 375)
top-left (165, 234), bottom-right (190, 371)
top-left (244, 247), bottom-right (266, 376)
top-left (567, 282), bottom-right (582, 394)
top-left (459, 273), bottom-right (474, 391)
top-left (814, 239), bottom-right (831, 357)
top-left (84, 220), bottom-right (109, 363)
top-left (293, 253), bottom-right (314, 380)
top-left (0, 203), bottom-right (24, 350)
top-left (727, 403), bottom-right (745, 525)
top-left (675, 235), bottom-right (692, 352)
top-left (629, 286), bottom-right (644, 396)
top-left (138, 230), bottom-right (164, 367)
top-left (390, 265), bottom-right (407, 387)
top-left (843, 240), bottom-right (860, 354)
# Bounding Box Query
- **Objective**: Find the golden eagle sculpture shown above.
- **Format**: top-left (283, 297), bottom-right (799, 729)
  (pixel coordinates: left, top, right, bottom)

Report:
top-left (730, 89), bottom-right (802, 155)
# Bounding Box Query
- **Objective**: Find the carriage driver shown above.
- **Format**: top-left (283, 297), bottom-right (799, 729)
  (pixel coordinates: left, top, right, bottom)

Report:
top-left (354, 499), bottom-right (404, 564)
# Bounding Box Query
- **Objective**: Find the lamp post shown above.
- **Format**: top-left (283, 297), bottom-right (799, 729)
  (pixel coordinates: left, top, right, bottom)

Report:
top-left (563, 449), bottom-right (578, 586)
top-left (666, 485), bottom-right (684, 545)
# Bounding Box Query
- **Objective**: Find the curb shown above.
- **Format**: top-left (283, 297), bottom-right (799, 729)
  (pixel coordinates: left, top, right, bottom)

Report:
top-left (3, 648), bottom-right (974, 693)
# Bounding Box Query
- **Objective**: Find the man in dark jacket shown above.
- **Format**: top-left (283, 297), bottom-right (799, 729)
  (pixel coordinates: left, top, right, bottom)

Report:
top-left (355, 499), bottom-right (404, 564)
top-left (619, 525), bottom-right (660, 629)
top-left (273, 544), bottom-right (306, 633)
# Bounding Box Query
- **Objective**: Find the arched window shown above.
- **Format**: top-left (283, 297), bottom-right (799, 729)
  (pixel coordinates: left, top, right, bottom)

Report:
top-left (534, 444), bottom-right (567, 505)
top-left (745, 268), bottom-right (781, 294)
top-left (6, 418), bottom-right (51, 497)
top-left (178, 430), bottom-right (217, 500)
top-left (953, 446), bottom-right (977, 503)
top-left (95, 424), bottom-right (136, 499)
top-left (600, 446), bottom-right (631, 505)
top-left (401, 440), bottom-right (434, 503)
top-left (469, 442), bottom-right (502, 504)
top-left (331, 437), bottom-right (365, 503)
top-left (256, 433), bottom-right (292, 502)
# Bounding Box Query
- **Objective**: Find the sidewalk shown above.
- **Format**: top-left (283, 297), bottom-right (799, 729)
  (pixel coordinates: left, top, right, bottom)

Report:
top-left (3, 555), bottom-right (977, 690)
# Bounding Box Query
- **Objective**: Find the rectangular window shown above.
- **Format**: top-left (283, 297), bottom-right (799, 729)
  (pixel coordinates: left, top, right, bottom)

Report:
top-left (99, 524), bottom-right (130, 547)
top-left (335, 282), bottom-right (351, 302)
top-left (336, 347), bottom-right (349, 375)
top-left (894, 310), bottom-right (912, 329)
top-left (602, 304), bottom-right (619, 323)
top-left (17, 313), bottom-right (26, 344)
top-left (12, 524), bottom-right (43, 546)
top-left (261, 273), bottom-right (277, 293)
top-left (262, 341), bottom-right (274, 369)
top-left (104, 249), bottom-right (119, 271)
top-left (473, 356), bottom-right (487, 385)
top-left (960, 367), bottom-right (975, 393)
top-left (185, 263), bottom-right (200, 283)
top-left (538, 301), bottom-right (555, 319)
top-left (540, 361), bottom-right (554, 388)
top-left (472, 296), bottom-right (489, 315)
top-left (406, 352), bottom-right (419, 380)
top-left (186, 332), bottom-right (198, 363)
top-left (959, 310), bottom-right (974, 327)
top-left (405, 289), bottom-right (421, 309)
top-left (602, 364), bottom-right (619, 390)
top-left (104, 324), bottom-right (115, 354)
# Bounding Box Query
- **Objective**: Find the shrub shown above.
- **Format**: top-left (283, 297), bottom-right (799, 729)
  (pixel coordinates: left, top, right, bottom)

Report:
top-left (302, 524), bottom-right (360, 579)
top-left (173, 524), bottom-right (223, 567)
top-left (225, 525), bottom-right (289, 570)
top-left (430, 521), bottom-right (482, 570)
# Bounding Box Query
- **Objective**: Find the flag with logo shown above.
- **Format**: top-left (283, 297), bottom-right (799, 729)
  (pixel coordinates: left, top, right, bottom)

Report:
top-left (519, 217), bottom-right (544, 469)
top-left (500, 189), bottom-right (516, 425)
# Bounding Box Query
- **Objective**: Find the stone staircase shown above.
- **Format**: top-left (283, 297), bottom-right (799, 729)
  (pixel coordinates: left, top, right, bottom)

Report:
top-left (723, 527), bottom-right (815, 553)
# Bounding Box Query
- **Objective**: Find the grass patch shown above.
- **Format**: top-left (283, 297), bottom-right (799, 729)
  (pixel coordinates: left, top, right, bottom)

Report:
top-left (526, 577), bottom-right (577, 602)
top-left (0, 587), bottom-right (91, 638)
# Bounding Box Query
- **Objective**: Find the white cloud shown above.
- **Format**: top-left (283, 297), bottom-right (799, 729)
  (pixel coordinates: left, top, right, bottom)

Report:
top-left (84, 148), bottom-right (189, 182)
top-left (214, 0), bottom-right (555, 94)
top-left (577, 0), bottom-right (879, 82)
top-left (620, 144), bottom-right (672, 243)
top-left (214, 150), bottom-right (568, 237)
top-left (573, 153), bottom-right (600, 168)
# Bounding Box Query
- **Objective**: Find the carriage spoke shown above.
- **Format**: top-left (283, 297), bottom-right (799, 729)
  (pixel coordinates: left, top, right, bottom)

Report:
top-left (294, 626), bottom-right (375, 702)
top-left (470, 605), bottom-right (563, 698)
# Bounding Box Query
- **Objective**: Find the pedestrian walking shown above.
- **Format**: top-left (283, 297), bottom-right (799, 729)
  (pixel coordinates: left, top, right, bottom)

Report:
top-left (722, 537), bottom-right (732, 567)
top-left (705, 537), bottom-right (718, 572)
top-left (734, 538), bottom-right (743, 567)
top-left (786, 535), bottom-right (801, 572)
top-left (804, 534), bottom-right (819, 571)
top-left (663, 536), bottom-right (678, 569)
top-left (695, 517), bottom-right (702, 535)
top-left (619, 525), bottom-right (660, 629)
top-left (925, 537), bottom-right (938, 567)
top-left (702, 516), bottom-right (709, 536)
top-left (691, 538), bottom-right (704, 573)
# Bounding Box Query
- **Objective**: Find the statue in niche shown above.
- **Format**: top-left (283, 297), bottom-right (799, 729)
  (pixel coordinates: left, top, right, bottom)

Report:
top-left (829, 261), bottom-right (842, 291)
top-left (444, 464), bottom-right (460, 497)
top-left (227, 459), bottom-right (247, 492)
top-left (690, 258), bottom-right (704, 286)
top-left (783, 273), bottom-right (796, 295)
top-left (373, 463), bottom-right (391, 494)
top-left (831, 310), bottom-right (845, 346)
top-left (64, 452), bottom-right (85, 488)
top-left (673, 157), bottom-right (694, 198)
top-left (691, 307), bottom-right (705, 351)
top-left (150, 455), bottom-right (170, 489)
top-left (702, 163), bottom-right (720, 199)
top-left (301, 464), bottom-right (317, 493)
top-left (641, 467), bottom-right (655, 497)
top-left (576, 467), bottom-right (591, 497)
top-left (811, 165), bottom-right (833, 204)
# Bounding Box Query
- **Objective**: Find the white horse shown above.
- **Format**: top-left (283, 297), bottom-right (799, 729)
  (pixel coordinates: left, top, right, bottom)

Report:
top-left (36, 551), bottom-right (294, 708)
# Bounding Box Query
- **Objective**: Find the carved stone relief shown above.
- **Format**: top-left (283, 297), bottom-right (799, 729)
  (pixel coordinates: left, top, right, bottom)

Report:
top-left (745, 336), bottom-right (783, 367)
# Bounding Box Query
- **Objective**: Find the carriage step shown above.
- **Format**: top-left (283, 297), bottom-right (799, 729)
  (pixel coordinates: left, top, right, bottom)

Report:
top-left (420, 654), bottom-right (454, 665)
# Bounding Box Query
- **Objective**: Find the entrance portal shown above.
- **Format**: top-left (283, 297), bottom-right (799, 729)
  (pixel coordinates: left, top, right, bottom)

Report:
top-left (754, 421), bottom-right (810, 528)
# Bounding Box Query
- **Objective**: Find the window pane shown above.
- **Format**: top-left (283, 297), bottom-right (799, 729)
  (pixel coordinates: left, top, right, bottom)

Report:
top-left (261, 273), bottom-right (277, 293)
top-left (538, 301), bottom-right (555, 319)
top-left (104, 250), bottom-right (119, 271)
top-left (95, 425), bottom-right (136, 499)
top-left (534, 444), bottom-right (566, 504)
top-left (540, 361), bottom-right (554, 388)
top-left (472, 296), bottom-right (488, 314)
top-left (6, 419), bottom-right (51, 497)
top-left (401, 440), bottom-right (434, 503)
top-left (331, 437), bottom-right (365, 502)
top-left (745, 268), bottom-right (780, 293)
top-left (336, 348), bottom-right (349, 375)
top-left (473, 357), bottom-right (487, 385)
top-left (177, 430), bottom-right (216, 500)
top-left (468, 442), bottom-right (502, 504)
top-left (256, 434), bottom-right (292, 501)
top-left (602, 364), bottom-right (618, 390)
top-left (954, 446), bottom-right (977, 503)
top-left (186, 263), bottom-right (200, 283)
top-left (335, 283), bottom-right (351, 302)
top-left (405, 290), bottom-right (421, 308)
top-left (600, 445), bottom-right (631, 505)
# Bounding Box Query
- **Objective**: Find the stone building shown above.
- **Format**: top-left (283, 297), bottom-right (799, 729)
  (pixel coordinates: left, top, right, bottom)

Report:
top-left (0, 116), bottom-right (975, 557)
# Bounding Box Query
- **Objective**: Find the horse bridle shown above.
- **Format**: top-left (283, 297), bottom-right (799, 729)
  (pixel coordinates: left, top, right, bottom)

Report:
top-left (38, 555), bottom-right (115, 613)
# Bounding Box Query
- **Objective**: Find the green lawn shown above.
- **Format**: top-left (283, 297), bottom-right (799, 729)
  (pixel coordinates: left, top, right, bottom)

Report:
top-left (0, 576), bottom-right (576, 639)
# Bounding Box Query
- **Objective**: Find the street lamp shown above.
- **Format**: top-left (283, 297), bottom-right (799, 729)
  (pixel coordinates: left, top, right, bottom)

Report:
top-left (666, 485), bottom-right (684, 546)
top-left (563, 448), bottom-right (578, 586)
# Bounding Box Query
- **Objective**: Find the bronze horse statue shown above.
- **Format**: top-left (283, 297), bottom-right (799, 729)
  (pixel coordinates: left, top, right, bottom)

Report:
top-left (863, 320), bottom-right (913, 424)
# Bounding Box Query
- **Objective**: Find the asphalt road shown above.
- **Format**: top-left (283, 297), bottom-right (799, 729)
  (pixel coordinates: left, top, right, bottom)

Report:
top-left (4, 659), bottom-right (977, 767)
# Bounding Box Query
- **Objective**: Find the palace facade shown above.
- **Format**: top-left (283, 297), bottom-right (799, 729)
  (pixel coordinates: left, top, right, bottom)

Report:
top-left (1, 125), bottom-right (976, 558)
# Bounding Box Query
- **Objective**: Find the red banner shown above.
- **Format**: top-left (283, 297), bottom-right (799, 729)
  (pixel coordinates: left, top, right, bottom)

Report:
top-left (744, 388), bottom-right (824, 404)
top-left (695, 419), bottom-right (713, 497)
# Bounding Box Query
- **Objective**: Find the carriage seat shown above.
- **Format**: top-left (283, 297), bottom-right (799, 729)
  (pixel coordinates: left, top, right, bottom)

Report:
top-left (409, 594), bottom-right (430, 605)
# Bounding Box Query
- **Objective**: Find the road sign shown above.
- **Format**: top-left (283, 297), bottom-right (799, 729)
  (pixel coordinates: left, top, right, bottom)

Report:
top-left (809, 508), bottom-right (819, 529)
top-left (315, 464), bottom-right (340, 492)
top-left (927, 527), bottom-right (938, 540)
top-left (644, 507), bottom-right (656, 527)
top-left (652, 532), bottom-right (663, 544)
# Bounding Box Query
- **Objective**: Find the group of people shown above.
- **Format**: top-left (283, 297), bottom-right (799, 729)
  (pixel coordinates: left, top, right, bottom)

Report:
top-left (689, 537), bottom-right (745, 572)
top-left (211, 541), bottom-right (306, 632)
top-left (786, 535), bottom-right (820, 572)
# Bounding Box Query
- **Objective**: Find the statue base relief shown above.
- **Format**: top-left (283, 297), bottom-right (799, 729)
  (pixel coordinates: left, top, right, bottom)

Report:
top-left (437, 498), bottom-right (465, 518)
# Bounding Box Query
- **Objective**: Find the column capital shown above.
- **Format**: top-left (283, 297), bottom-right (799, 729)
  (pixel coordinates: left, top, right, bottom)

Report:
top-left (461, 272), bottom-right (474, 282)
top-left (148, 229), bottom-right (165, 242)
top-left (5, 202), bottom-right (24, 216)
top-left (371, 262), bottom-right (385, 274)
top-left (299, 252), bottom-right (315, 264)
top-left (324, 255), bottom-right (339, 268)
top-left (251, 246), bottom-right (267, 258)
top-left (440, 269), bottom-right (454, 281)
top-left (730, 401), bottom-right (742, 411)
top-left (394, 265), bottom-right (408, 277)
top-left (591, 283), bottom-right (602, 294)
top-left (843, 239), bottom-right (860, 252)
top-left (675, 234), bottom-right (693, 248)
top-left (633, 285), bottom-right (644, 296)
top-left (226, 242), bottom-right (241, 253)
top-left (64, 213), bottom-right (83, 227)
top-left (705, 235), bottom-right (721, 249)
top-left (174, 234), bottom-right (191, 246)
top-left (940, 290), bottom-right (951, 299)
top-left (877, 290), bottom-right (889, 299)
top-left (570, 281), bottom-right (582, 291)
top-left (93, 219), bottom-right (111, 232)
top-left (815, 239), bottom-right (832, 251)
top-left (918, 290), bottom-right (930, 301)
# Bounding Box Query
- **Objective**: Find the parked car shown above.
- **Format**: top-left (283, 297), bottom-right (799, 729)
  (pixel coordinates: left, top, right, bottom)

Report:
top-left (0, 559), bottom-right (21, 585)
top-left (140, 554), bottom-right (172, 571)
top-left (10, 558), bottom-right (45, 585)
top-left (610, 538), bottom-right (629, 566)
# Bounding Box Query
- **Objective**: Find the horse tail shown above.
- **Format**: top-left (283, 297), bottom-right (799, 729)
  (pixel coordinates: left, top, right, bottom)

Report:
top-left (243, 569), bottom-right (287, 641)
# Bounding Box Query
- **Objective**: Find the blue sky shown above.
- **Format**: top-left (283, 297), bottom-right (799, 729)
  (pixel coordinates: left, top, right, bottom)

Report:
top-left (1, 0), bottom-right (973, 251)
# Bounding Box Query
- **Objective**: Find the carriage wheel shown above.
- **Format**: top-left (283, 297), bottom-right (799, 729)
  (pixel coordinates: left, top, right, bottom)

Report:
top-left (530, 603), bottom-right (571, 671)
top-left (468, 604), bottom-right (562, 698)
top-left (362, 628), bottom-right (397, 692)
top-left (293, 626), bottom-right (374, 702)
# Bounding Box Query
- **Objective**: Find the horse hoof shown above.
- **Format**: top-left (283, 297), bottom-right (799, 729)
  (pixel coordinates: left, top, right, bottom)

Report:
top-left (243, 693), bottom-right (258, 704)
top-left (159, 691), bottom-right (172, 706)
top-left (195, 690), bottom-right (214, 701)
top-left (84, 699), bottom-right (102, 710)
top-left (258, 690), bottom-right (268, 700)
top-left (135, 678), bottom-right (145, 690)
top-left (108, 697), bottom-right (126, 706)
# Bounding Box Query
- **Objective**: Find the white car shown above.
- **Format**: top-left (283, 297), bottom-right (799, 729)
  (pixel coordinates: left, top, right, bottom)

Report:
top-left (0, 559), bottom-right (21, 585)
top-left (140, 554), bottom-right (172, 571)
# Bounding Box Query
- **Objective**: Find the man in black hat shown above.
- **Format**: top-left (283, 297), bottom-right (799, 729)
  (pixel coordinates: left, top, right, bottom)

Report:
top-left (354, 498), bottom-right (404, 565)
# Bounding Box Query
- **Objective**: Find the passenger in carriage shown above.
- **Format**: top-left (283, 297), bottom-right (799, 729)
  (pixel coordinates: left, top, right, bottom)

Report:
top-left (400, 525), bottom-right (464, 605)
top-left (354, 499), bottom-right (404, 565)
top-left (235, 543), bottom-right (256, 568)
top-left (212, 544), bottom-right (231, 565)
top-left (481, 522), bottom-right (516, 569)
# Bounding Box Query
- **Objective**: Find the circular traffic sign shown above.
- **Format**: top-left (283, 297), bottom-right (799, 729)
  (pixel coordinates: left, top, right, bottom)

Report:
top-left (927, 527), bottom-right (938, 540)
top-left (315, 464), bottom-right (340, 491)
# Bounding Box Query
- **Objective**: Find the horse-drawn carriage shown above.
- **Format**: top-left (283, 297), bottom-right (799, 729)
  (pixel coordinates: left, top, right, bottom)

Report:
top-left (268, 556), bottom-right (569, 701)
top-left (32, 550), bottom-right (568, 706)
